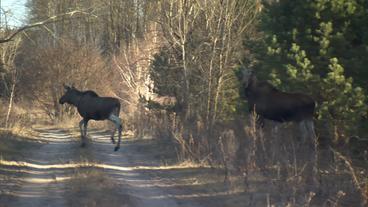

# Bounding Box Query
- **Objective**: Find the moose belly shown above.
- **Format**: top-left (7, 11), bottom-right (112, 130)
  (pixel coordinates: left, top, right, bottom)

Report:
top-left (78, 108), bottom-right (113, 121)
top-left (258, 108), bottom-right (297, 123)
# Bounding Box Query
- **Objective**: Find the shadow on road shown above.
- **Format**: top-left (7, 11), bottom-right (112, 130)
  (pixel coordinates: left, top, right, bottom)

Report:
top-left (0, 127), bottom-right (288, 207)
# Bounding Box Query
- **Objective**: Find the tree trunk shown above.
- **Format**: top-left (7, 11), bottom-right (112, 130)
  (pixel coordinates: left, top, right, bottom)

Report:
top-left (5, 77), bottom-right (16, 128)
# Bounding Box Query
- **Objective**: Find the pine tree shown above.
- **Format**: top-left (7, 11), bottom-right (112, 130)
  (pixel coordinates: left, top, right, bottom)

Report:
top-left (245, 0), bottom-right (368, 141)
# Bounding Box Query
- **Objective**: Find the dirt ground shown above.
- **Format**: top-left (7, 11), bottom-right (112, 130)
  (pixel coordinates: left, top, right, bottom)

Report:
top-left (0, 126), bottom-right (366, 207)
top-left (0, 127), bottom-right (243, 207)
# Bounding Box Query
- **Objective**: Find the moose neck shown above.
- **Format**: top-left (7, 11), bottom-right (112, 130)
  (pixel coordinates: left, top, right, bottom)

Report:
top-left (67, 92), bottom-right (84, 107)
top-left (248, 74), bottom-right (258, 90)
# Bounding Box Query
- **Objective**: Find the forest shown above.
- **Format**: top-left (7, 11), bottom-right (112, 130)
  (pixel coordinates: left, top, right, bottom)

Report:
top-left (0, 0), bottom-right (367, 206)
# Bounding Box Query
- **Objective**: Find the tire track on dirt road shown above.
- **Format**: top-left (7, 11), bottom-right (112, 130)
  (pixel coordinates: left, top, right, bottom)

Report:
top-left (1, 128), bottom-right (79, 207)
top-left (1, 128), bottom-right (203, 207)
top-left (86, 130), bottom-right (202, 207)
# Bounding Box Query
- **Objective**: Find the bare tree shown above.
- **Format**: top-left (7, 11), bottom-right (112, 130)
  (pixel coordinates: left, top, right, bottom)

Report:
top-left (200, 0), bottom-right (258, 129)
top-left (159, 0), bottom-right (258, 129)
top-left (112, 26), bottom-right (160, 137)
top-left (1, 37), bottom-right (21, 127)
top-left (0, 10), bottom-right (95, 44)
top-left (149, 0), bottom-right (260, 161)
top-left (0, 7), bottom-right (23, 127)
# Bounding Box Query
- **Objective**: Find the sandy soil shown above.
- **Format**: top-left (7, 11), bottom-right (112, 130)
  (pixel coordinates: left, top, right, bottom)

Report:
top-left (0, 127), bottom-right (245, 207)
top-left (2, 126), bottom-right (364, 207)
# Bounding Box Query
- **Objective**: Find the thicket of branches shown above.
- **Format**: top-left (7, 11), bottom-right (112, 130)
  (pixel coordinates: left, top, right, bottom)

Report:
top-left (1, 0), bottom-right (159, 126)
top-left (1, 0), bottom-right (367, 205)
top-left (245, 0), bottom-right (368, 143)
top-left (0, 0), bottom-right (366, 153)
top-left (0, 0), bottom-right (366, 157)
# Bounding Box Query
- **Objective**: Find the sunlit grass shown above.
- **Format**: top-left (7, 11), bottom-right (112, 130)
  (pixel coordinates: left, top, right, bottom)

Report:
top-left (64, 169), bottom-right (131, 207)
top-left (149, 188), bottom-right (245, 200)
top-left (23, 176), bottom-right (72, 184)
top-left (0, 127), bottom-right (40, 141)
top-left (0, 159), bottom-right (210, 172)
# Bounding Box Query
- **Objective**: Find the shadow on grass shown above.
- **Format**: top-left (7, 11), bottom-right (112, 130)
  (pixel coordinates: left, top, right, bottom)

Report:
top-left (0, 129), bottom-right (45, 205)
top-left (1, 127), bottom-right (365, 207)
top-left (64, 169), bottom-right (133, 207)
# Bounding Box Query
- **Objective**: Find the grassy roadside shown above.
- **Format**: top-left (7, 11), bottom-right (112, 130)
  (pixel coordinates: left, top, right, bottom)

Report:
top-left (0, 128), bottom-right (43, 161)
top-left (0, 127), bottom-right (44, 205)
top-left (63, 169), bottom-right (133, 207)
top-left (0, 126), bottom-right (135, 206)
top-left (59, 127), bottom-right (135, 207)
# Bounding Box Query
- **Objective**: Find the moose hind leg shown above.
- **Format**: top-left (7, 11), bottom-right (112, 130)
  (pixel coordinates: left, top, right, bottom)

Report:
top-left (116, 124), bottom-right (122, 151)
top-left (299, 121), bottom-right (308, 143)
top-left (108, 114), bottom-right (122, 151)
top-left (256, 116), bottom-right (265, 128)
top-left (79, 119), bottom-right (84, 138)
top-left (301, 119), bottom-right (320, 189)
top-left (305, 119), bottom-right (317, 140)
top-left (110, 127), bottom-right (116, 144)
top-left (83, 120), bottom-right (89, 137)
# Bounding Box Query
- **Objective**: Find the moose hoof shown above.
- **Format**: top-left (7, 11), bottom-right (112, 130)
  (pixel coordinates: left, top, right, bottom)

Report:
top-left (80, 142), bottom-right (86, 148)
top-left (114, 146), bottom-right (120, 151)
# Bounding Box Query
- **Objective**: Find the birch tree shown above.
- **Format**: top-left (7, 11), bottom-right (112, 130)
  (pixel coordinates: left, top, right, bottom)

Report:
top-left (157, 0), bottom-right (259, 128)
top-left (1, 37), bottom-right (22, 127)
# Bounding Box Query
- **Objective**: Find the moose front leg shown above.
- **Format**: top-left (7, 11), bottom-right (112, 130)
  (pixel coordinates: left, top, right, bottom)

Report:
top-left (116, 124), bottom-right (123, 151)
top-left (79, 119), bottom-right (85, 137)
top-left (79, 119), bottom-right (88, 147)
top-left (110, 127), bottom-right (116, 144)
top-left (108, 114), bottom-right (123, 151)
top-left (256, 116), bottom-right (265, 128)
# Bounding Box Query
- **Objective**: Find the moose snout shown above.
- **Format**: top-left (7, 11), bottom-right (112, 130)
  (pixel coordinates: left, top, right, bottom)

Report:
top-left (59, 97), bottom-right (65, 104)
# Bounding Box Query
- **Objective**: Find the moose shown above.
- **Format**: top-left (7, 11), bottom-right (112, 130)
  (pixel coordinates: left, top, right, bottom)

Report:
top-left (240, 69), bottom-right (316, 139)
top-left (59, 85), bottom-right (123, 151)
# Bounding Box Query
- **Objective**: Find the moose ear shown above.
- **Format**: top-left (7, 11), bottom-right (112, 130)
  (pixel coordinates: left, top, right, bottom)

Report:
top-left (242, 68), bottom-right (254, 76)
top-left (241, 68), bottom-right (249, 77)
top-left (63, 84), bottom-right (71, 91)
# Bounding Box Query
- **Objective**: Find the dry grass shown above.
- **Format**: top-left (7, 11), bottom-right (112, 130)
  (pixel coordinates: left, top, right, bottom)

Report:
top-left (0, 128), bottom-right (44, 204)
top-left (0, 126), bottom-right (41, 140)
top-left (155, 112), bottom-right (368, 206)
top-left (330, 148), bottom-right (368, 206)
top-left (217, 117), bottom-right (368, 206)
top-left (64, 169), bottom-right (133, 207)
top-left (0, 100), bottom-right (46, 129)
top-left (1, 100), bottom-right (367, 206)
top-left (54, 116), bottom-right (138, 139)
top-left (0, 128), bottom-right (42, 160)
top-left (53, 115), bottom-right (112, 129)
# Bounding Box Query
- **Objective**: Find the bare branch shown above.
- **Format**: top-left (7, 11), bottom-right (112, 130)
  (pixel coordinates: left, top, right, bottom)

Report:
top-left (0, 10), bottom-right (96, 44)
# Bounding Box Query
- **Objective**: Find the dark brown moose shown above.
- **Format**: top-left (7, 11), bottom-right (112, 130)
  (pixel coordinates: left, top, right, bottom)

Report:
top-left (59, 85), bottom-right (123, 151)
top-left (240, 69), bottom-right (316, 139)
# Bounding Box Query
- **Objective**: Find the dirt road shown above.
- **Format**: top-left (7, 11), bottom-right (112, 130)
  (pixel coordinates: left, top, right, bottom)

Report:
top-left (0, 127), bottom-right (249, 207)
top-left (2, 127), bottom-right (362, 206)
